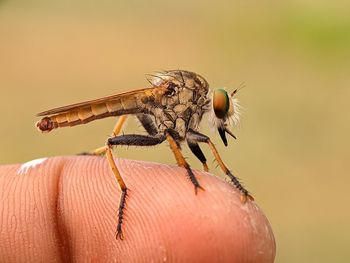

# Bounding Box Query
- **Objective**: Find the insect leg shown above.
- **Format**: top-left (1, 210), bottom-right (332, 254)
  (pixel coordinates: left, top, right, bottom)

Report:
top-left (136, 114), bottom-right (158, 136)
top-left (165, 130), bottom-right (204, 194)
top-left (187, 129), bottom-right (253, 203)
top-left (82, 115), bottom-right (128, 156)
top-left (105, 147), bottom-right (127, 240)
top-left (108, 134), bottom-right (166, 146)
top-left (87, 114), bottom-right (157, 155)
top-left (107, 133), bottom-right (166, 239)
top-left (111, 115), bottom-right (128, 136)
top-left (187, 141), bottom-right (209, 172)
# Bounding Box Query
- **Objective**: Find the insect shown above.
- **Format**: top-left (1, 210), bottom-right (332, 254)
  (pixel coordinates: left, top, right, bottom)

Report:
top-left (36, 70), bottom-right (253, 239)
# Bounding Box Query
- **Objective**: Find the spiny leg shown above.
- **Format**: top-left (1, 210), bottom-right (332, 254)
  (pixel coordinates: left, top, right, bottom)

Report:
top-left (78, 116), bottom-right (129, 238)
top-left (82, 115), bottom-right (128, 156)
top-left (165, 130), bottom-right (204, 194)
top-left (84, 114), bottom-right (158, 155)
top-left (207, 141), bottom-right (254, 203)
top-left (108, 134), bottom-right (166, 147)
top-left (187, 129), bottom-right (253, 203)
top-left (107, 133), bottom-right (166, 238)
top-left (91, 114), bottom-right (157, 155)
top-left (105, 147), bottom-right (127, 240)
top-left (103, 115), bottom-right (129, 239)
top-left (187, 141), bottom-right (209, 172)
top-left (82, 115), bottom-right (157, 238)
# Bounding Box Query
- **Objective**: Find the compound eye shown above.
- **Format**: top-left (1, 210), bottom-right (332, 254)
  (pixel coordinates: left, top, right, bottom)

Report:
top-left (213, 89), bottom-right (230, 119)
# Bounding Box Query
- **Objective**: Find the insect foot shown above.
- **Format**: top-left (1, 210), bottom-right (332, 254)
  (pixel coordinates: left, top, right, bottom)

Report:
top-left (115, 188), bottom-right (128, 240)
top-left (240, 192), bottom-right (255, 204)
top-left (226, 171), bottom-right (254, 204)
top-left (194, 184), bottom-right (205, 195)
top-left (115, 230), bottom-right (124, 240)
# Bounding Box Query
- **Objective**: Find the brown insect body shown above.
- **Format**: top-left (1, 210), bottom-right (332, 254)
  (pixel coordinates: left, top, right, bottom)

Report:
top-left (36, 87), bottom-right (157, 132)
top-left (36, 70), bottom-right (211, 140)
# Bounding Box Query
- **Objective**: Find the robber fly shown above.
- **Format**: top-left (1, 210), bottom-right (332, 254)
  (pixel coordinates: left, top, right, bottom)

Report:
top-left (36, 70), bottom-right (253, 239)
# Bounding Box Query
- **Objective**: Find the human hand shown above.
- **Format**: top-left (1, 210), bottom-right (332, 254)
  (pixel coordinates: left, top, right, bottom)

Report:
top-left (0, 156), bottom-right (275, 262)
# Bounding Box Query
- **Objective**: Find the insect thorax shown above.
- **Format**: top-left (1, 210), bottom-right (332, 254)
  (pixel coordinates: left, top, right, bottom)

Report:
top-left (148, 70), bottom-right (211, 139)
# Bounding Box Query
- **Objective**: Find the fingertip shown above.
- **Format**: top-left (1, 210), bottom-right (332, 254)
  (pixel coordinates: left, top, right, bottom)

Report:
top-left (94, 157), bottom-right (275, 262)
top-left (59, 156), bottom-right (276, 262)
top-left (1, 156), bottom-right (275, 262)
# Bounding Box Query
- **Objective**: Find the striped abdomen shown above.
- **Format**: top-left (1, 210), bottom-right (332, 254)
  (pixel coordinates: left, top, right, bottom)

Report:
top-left (36, 94), bottom-right (146, 132)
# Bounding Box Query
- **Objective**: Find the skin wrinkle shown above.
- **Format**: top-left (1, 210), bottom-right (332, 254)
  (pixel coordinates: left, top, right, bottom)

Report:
top-left (53, 158), bottom-right (72, 263)
top-left (15, 167), bottom-right (29, 254)
top-left (81, 159), bottom-right (103, 261)
top-left (0, 157), bottom-right (275, 262)
top-left (0, 167), bottom-right (8, 258)
top-left (91, 159), bottom-right (120, 258)
top-left (65, 157), bottom-right (107, 260)
top-left (87, 160), bottom-right (112, 240)
top-left (33, 167), bottom-right (47, 252)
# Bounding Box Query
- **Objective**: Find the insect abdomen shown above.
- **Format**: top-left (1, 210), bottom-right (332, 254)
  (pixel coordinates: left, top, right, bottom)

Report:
top-left (36, 98), bottom-right (139, 132)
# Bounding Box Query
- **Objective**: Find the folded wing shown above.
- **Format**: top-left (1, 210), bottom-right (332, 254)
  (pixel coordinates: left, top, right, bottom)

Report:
top-left (36, 87), bottom-right (162, 132)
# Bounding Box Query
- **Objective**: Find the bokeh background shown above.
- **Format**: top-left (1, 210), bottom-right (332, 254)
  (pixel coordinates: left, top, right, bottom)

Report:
top-left (1, 1), bottom-right (349, 262)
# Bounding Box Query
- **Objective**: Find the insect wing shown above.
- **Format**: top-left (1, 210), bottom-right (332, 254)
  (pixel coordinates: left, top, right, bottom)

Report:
top-left (37, 87), bottom-right (159, 116)
top-left (35, 86), bottom-right (167, 132)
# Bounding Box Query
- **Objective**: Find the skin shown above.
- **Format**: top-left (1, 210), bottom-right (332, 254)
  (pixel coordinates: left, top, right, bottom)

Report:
top-left (0, 156), bottom-right (276, 262)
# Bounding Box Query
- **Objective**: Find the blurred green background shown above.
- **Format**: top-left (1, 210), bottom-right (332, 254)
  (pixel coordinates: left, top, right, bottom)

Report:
top-left (1, 0), bottom-right (349, 262)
